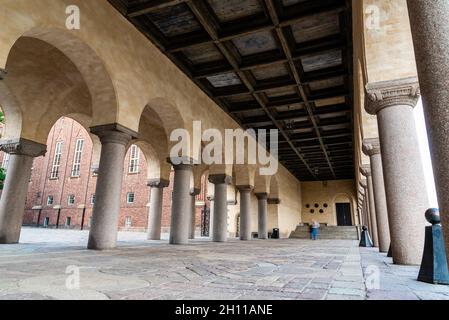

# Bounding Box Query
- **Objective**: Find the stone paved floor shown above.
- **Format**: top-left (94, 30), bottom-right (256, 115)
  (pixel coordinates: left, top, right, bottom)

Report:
top-left (0, 227), bottom-right (447, 300)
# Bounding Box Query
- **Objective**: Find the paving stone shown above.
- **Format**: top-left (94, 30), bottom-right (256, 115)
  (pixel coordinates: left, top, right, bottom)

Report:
top-left (326, 294), bottom-right (364, 300)
top-left (328, 287), bottom-right (365, 296)
top-left (366, 290), bottom-right (419, 300)
top-left (0, 228), bottom-right (446, 300)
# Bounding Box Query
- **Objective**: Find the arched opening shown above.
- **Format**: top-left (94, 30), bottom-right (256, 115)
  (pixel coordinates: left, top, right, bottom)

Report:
top-left (21, 116), bottom-right (95, 232)
top-left (333, 193), bottom-right (355, 226)
top-left (3, 30), bottom-right (118, 145)
top-left (0, 30), bottom-right (119, 244)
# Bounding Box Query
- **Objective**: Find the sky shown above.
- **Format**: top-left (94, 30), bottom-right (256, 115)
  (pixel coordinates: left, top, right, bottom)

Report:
top-left (414, 99), bottom-right (439, 208)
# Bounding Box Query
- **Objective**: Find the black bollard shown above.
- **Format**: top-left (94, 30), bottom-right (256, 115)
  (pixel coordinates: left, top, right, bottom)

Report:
top-left (359, 226), bottom-right (373, 247)
top-left (417, 208), bottom-right (449, 285)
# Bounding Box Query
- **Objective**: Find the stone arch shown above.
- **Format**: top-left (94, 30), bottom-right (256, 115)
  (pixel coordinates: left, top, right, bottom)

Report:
top-left (193, 164), bottom-right (209, 191)
top-left (22, 27), bottom-right (118, 127)
top-left (0, 83), bottom-right (22, 140)
top-left (209, 164), bottom-right (233, 178)
top-left (269, 175), bottom-right (280, 199)
top-left (234, 164), bottom-right (256, 187)
top-left (2, 27), bottom-right (118, 144)
top-left (142, 98), bottom-right (188, 160)
top-left (254, 170), bottom-right (271, 194)
top-left (136, 107), bottom-right (172, 181)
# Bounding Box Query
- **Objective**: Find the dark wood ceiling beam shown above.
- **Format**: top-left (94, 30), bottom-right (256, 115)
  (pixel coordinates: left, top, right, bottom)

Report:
top-left (279, 0), bottom-right (346, 20)
top-left (294, 35), bottom-right (346, 57)
top-left (186, 0), bottom-right (318, 179)
top-left (167, 9), bottom-right (346, 53)
top-left (264, 0), bottom-right (336, 179)
top-left (302, 66), bottom-right (347, 82)
top-left (228, 103), bottom-right (262, 113)
top-left (127, 0), bottom-right (187, 17)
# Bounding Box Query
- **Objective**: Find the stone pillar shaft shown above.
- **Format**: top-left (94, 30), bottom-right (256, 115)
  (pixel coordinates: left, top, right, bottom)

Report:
top-left (371, 153), bottom-right (391, 252)
top-left (407, 0), bottom-right (449, 269)
top-left (147, 180), bottom-right (169, 240)
top-left (256, 193), bottom-right (268, 239)
top-left (363, 138), bottom-right (391, 252)
top-left (364, 139), bottom-right (391, 253)
top-left (209, 174), bottom-right (231, 242)
top-left (189, 188), bottom-right (200, 239)
top-left (169, 164), bottom-right (193, 245)
top-left (366, 78), bottom-right (429, 265)
top-left (237, 186), bottom-right (252, 240)
top-left (363, 193), bottom-right (372, 234)
top-left (88, 126), bottom-right (134, 250)
top-left (366, 175), bottom-right (379, 248)
top-left (0, 139), bottom-right (46, 244)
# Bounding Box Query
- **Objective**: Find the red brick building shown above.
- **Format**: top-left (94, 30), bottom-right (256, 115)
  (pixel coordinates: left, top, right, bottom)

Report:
top-left (0, 117), bottom-right (209, 233)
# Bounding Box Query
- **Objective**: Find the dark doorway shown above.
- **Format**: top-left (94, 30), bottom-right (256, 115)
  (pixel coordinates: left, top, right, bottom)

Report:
top-left (336, 203), bottom-right (352, 226)
top-left (236, 215), bottom-right (240, 238)
top-left (201, 205), bottom-right (210, 237)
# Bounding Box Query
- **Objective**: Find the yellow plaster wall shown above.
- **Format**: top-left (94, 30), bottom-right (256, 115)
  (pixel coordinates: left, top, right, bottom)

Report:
top-left (300, 180), bottom-right (357, 226)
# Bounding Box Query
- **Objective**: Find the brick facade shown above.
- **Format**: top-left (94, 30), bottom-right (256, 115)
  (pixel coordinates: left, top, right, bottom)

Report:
top-left (0, 118), bottom-right (209, 233)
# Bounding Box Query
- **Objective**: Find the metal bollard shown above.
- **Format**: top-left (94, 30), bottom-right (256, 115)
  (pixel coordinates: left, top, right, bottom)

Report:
top-left (417, 208), bottom-right (449, 285)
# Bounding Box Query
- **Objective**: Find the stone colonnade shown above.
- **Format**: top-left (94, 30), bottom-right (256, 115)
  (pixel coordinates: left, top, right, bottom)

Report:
top-left (0, 140), bottom-right (276, 247)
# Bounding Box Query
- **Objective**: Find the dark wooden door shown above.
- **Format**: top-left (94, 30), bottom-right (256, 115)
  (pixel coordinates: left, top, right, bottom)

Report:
top-left (336, 203), bottom-right (352, 226)
top-left (201, 205), bottom-right (210, 237)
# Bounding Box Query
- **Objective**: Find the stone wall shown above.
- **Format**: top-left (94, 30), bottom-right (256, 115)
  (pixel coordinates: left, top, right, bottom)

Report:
top-left (300, 180), bottom-right (357, 226)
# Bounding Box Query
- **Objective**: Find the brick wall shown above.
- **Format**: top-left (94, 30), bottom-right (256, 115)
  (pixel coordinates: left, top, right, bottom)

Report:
top-left (0, 117), bottom-right (209, 233)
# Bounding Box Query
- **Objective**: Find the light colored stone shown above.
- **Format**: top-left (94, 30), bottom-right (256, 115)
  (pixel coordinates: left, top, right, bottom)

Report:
top-left (407, 0), bottom-right (449, 272)
top-left (0, 139), bottom-right (46, 244)
top-left (169, 164), bottom-right (193, 245)
top-left (147, 180), bottom-right (169, 240)
top-left (363, 138), bottom-right (391, 253)
top-left (365, 78), bottom-right (429, 265)
top-left (88, 125), bottom-right (135, 250)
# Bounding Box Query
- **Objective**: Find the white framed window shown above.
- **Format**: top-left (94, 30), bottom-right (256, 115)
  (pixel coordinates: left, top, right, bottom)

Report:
top-left (91, 194), bottom-right (96, 205)
top-left (128, 145), bottom-right (140, 173)
top-left (71, 139), bottom-right (84, 177)
top-left (68, 194), bottom-right (75, 206)
top-left (127, 192), bottom-right (135, 204)
top-left (1, 153), bottom-right (10, 170)
top-left (50, 141), bottom-right (63, 179)
top-left (47, 195), bottom-right (54, 206)
top-left (125, 216), bottom-right (132, 228)
top-left (66, 217), bottom-right (71, 227)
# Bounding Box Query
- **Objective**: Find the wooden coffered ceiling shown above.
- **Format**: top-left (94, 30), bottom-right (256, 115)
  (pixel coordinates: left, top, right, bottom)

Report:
top-left (109, 0), bottom-right (354, 181)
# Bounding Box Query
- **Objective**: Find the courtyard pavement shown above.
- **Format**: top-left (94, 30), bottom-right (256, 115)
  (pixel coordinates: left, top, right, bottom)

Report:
top-left (0, 227), bottom-right (448, 300)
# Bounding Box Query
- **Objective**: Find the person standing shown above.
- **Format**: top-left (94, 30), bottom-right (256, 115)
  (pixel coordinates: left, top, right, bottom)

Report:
top-left (311, 220), bottom-right (320, 240)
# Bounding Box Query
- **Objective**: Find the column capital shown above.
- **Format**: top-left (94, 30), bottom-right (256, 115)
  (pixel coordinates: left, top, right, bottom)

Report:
top-left (147, 178), bottom-right (170, 188)
top-left (236, 185), bottom-right (253, 192)
top-left (362, 138), bottom-right (381, 156)
top-left (0, 138), bottom-right (46, 157)
top-left (0, 68), bottom-right (7, 80)
top-left (360, 164), bottom-right (371, 177)
top-left (208, 174), bottom-right (232, 185)
top-left (167, 156), bottom-right (195, 167)
top-left (268, 198), bottom-right (281, 205)
top-left (90, 123), bottom-right (138, 145)
top-left (365, 77), bottom-right (420, 115)
top-left (255, 192), bottom-right (268, 200)
top-left (190, 188), bottom-right (201, 196)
